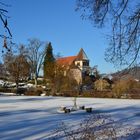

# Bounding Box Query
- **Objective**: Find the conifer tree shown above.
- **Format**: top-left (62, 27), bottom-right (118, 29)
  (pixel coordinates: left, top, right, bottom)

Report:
top-left (43, 42), bottom-right (55, 79)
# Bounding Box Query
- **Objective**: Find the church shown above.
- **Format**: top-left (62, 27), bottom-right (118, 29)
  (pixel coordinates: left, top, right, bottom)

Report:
top-left (56, 48), bottom-right (90, 84)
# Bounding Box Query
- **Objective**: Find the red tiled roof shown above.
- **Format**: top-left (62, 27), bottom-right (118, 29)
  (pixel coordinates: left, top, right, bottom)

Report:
top-left (57, 56), bottom-right (77, 66)
top-left (56, 48), bottom-right (89, 66)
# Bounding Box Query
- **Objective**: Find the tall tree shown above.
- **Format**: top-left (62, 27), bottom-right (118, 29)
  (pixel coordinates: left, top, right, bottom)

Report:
top-left (27, 38), bottom-right (46, 86)
top-left (76, 0), bottom-right (140, 67)
top-left (4, 45), bottom-right (30, 88)
top-left (43, 42), bottom-right (55, 79)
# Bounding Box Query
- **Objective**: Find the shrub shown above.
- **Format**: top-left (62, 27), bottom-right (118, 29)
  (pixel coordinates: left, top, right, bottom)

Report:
top-left (24, 87), bottom-right (43, 96)
top-left (37, 79), bottom-right (46, 85)
top-left (127, 88), bottom-right (140, 99)
top-left (82, 91), bottom-right (93, 97)
top-left (112, 79), bottom-right (139, 98)
top-left (16, 88), bottom-right (27, 95)
top-left (28, 80), bottom-right (35, 84)
top-left (0, 87), bottom-right (16, 93)
top-left (61, 90), bottom-right (78, 97)
top-left (94, 79), bottom-right (110, 91)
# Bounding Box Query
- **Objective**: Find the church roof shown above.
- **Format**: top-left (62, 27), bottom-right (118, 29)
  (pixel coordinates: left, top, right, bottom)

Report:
top-left (57, 56), bottom-right (77, 66)
top-left (56, 48), bottom-right (89, 66)
top-left (76, 48), bottom-right (89, 60)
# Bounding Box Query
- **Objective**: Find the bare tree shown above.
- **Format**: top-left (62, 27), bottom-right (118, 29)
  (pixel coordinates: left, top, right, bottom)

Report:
top-left (4, 45), bottom-right (30, 88)
top-left (76, 0), bottom-right (140, 67)
top-left (27, 38), bottom-right (46, 86)
top-left (0, 1), bottom-right (14, 54)
top-left (0, 1), bottom-right (12, 38)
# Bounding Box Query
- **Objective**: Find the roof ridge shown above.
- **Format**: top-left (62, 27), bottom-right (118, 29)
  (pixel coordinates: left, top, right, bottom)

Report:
top-left (56, 56), bottom-right (77, 66)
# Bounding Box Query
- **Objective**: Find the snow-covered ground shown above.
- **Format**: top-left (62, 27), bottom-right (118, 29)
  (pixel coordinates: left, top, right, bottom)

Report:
top-left (0, 96), bottom-right (140, 140)
top-left (0, 93), bottom-right (16, 96)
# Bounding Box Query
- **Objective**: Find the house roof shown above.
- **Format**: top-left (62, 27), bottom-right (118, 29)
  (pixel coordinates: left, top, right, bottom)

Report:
top-left (57, 56), bottom-right (77, 66)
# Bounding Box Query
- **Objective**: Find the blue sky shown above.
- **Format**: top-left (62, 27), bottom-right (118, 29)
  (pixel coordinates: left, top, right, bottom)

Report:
top-left (1, 0), bottom-right (118, 74)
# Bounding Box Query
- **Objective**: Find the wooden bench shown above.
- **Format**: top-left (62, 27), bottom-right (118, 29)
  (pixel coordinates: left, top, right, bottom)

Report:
top-left (60, 106), bottom-right (66, 111)
top-left (64, 108), bottom-right (71, 113)
top-left (79, 105), bottom-right (85, 110)
top-left (60, 106), bottom-right (71, 113)
top-left (85, 107), bottom-right (92, 113)
top-left (59, 106), bottom-right (92, 113)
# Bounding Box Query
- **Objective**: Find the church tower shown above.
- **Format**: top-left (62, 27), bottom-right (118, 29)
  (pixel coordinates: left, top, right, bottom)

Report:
top-left (74, 48), bottom-right (90, 72)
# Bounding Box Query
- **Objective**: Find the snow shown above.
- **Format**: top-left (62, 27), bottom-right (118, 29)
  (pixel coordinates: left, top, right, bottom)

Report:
top-left (0, 80), bottom-right (5, 86)
top-left (0, 96), bottom-right (139, 139)
top-left (0, 79), bottom-right (35, 88)
top-left (0, 92), bottom-right (16, 96)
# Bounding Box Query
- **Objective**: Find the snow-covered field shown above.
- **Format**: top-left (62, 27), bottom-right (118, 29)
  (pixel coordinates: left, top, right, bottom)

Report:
top-left (0, 96), bottom-right (140, 140)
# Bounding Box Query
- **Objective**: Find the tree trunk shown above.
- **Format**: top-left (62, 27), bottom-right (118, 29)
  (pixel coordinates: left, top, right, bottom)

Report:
top-left (16, 80), bottom-right (19, 94)
top-left (73, 97), bottom-right (77, 109)
top-left (33, 72), bottom-right (38, 87)
top-left (16, 83), bottom-right (19, 89)
top-left (34, 77), bottom-right (37, 87)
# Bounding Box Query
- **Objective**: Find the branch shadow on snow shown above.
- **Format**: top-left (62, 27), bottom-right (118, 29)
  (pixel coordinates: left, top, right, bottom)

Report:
top-left (0, 100), bottom-right (139, 139)
top-left (0, 106), bottom-right (92, 140)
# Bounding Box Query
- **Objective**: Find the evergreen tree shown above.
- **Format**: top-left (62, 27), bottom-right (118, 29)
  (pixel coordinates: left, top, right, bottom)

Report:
top-left (43, 42), bottom-right (55, 79)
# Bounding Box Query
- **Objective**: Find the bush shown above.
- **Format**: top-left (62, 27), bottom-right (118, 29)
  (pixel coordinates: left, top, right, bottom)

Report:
top-left (91, 90), bottom-right (114, 98)
top-left (37, 79), bottom-right (46, 85)
top-left (82, 91), bottom-right (93, 97)
top-left (57, 90), bottom-right (114, 98)
top-left (16, 88), bottom-right (27, 95)
top-left (60, 90), bottom-right (78, 97)
top-left (127, 88), bottom-right (140, 99)
top-left (24, 87), bottom-right (43, 96)
top-left (94, 79), bottom-right (110, 91)
top-left (0, 87), bottom-right (16, 93)
top-left (112, 79), bottom-right (139, 98)
top-left (28, 80), bottom-right (34, 84)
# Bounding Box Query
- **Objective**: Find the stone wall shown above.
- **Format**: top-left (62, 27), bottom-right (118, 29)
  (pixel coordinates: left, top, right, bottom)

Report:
top-left (69, 68), bottom-right (82, 84)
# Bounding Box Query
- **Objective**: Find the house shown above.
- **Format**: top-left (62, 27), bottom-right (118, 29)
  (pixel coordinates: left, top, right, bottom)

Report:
top-left (56, 48), bottom-right (90, 84)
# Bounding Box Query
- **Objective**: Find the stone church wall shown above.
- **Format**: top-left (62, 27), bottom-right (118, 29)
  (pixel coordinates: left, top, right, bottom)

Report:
top-left (69, 68), bottom-right (82, 84)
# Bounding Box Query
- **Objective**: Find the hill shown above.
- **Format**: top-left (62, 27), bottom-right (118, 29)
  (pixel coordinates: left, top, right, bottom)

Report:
top-left (111, 66), bottom-right (140, 81)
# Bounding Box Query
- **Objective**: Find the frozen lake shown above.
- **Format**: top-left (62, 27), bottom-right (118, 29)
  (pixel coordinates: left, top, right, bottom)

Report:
top-left (0, 96), bottom-right (140, 139)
